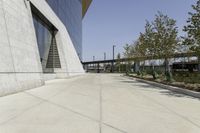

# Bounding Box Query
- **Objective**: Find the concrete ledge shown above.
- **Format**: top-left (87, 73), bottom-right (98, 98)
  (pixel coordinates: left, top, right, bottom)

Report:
top-left (0, 73), bottom-right (44, 97)
top-left (126, 76), bottom-right (200, 99)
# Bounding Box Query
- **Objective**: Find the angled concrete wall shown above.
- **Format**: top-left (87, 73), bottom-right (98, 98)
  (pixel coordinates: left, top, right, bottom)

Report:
top-left (30, 0), bottom-right (85, 76)
top-left (0, 0), bottom-right (85, 96)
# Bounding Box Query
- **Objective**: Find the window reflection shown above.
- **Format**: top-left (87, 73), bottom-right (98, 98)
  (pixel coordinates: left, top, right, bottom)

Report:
top-left (33, 13), bottom-right (61, 73)
top-left (46, 0), bottom-right (82, 60)
top-left (33, 17), bottom-right (52, 63)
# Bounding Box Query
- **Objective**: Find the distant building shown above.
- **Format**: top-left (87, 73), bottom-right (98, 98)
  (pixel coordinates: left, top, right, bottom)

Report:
top-left (0, 0), bottom-right (92, 96)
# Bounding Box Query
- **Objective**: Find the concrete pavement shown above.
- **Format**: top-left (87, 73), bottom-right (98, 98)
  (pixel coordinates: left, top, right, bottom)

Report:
top-left (0, 74), bottom-right (200, 133)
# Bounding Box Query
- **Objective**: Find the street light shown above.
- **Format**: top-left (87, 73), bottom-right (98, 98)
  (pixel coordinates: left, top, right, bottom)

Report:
top-left (113, 45), bottom-right (116, 60)
top-left (112, 45), bottom-right (116, 73)
top-left (93, 56), bottom-right (95, 61)
top-left (103, 52), bottom-right (107, 72)
top-left (93, 56), bottom-right (95, 71)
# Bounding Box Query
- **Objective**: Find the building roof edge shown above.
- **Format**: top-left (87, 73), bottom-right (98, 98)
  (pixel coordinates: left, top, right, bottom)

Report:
top-left (82, 0), bottom-right (92, 18)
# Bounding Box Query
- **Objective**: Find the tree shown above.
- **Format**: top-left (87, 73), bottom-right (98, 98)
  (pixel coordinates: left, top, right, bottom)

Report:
top-left (129, 41), bottom-right (140, 73)
top-left (123, 44), bottom-right (134, 73)
top-left (134, 33), bottom-right (148, 57)
top-left (133, 34), bottom-right (148, 73)
top-left (142, 21), bottom-right (158, 79)
top-left (153, 12), bottom-right (179, 81)
top-left (123, 44), bottom-right (132, 58)
top-left (183, 0), bottom-right (200, 71)
top-left (122, 12), bottom-right (179, 81)
top-left (125, 22), bottom-right (157, 77)
top-left (144, 21), bottom-right (157, 58)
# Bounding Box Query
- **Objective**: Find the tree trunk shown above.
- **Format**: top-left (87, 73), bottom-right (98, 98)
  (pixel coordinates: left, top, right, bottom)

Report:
top-left (165, 58), bottom-right (172, 81)
top-left (126, 61), bottom-right (128, 75)
top-left (142, 61), bottom-right (145, 72)
top-left (118, 63), bottom-right (121, 73)
top-left (152, 63), bottom-right (156, 79)
top-left (198, 56), bottom-right (200, 72)
top-left (165, 58), bottom-right (170, 74)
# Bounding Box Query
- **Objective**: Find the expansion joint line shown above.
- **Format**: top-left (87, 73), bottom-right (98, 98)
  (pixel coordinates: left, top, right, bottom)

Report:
top-left (99, 75), bottom-right (103, 133)
top-left (98, 75), bottom-right (128, 133)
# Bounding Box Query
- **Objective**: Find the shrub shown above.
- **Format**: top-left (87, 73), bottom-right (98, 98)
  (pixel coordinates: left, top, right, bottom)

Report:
top-left (165, 71), bottom-right (173, 82)
top-left (152, 70), bottom-right (158, 80)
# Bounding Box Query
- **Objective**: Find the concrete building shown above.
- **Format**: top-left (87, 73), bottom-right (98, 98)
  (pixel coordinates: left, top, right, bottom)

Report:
top-left (0, 0), bottom-right (92, 96)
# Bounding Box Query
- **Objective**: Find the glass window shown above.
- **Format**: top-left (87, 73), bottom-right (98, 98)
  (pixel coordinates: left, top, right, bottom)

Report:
top-left (32, 11), bottom-right (61, 73)
top-left (46, 0), bottom-right (82, 60)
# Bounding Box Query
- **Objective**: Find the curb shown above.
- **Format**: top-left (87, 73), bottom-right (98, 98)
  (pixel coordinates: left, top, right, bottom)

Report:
top-left (125, 76), bottom-right (200, 99)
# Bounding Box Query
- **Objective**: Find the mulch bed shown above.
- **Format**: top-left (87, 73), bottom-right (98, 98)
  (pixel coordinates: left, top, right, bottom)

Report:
top-left (127, 74), bottom-right (200, 92)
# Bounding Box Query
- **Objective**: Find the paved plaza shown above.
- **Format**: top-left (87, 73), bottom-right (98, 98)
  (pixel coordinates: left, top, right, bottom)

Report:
top-left (0, 74), bottom-right (200, 133)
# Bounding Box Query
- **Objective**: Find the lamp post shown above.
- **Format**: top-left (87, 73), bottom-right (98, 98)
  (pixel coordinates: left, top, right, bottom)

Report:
top-left (104, 52), bottom-right (107, 72)
top-left (93, 56), bottom-right (95, 61)
top-left (104, 52), bottom-right (106, 61)
top-left (93, 56), bottom-right (95, 72)
top-left (112, 45), bottom-right (116, 73)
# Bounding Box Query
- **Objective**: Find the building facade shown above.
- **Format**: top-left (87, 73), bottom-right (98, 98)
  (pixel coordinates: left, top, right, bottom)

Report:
top-left (47, 0), bottom-right (83, 60)
top-left (0, 0), bottom-right (92, 96)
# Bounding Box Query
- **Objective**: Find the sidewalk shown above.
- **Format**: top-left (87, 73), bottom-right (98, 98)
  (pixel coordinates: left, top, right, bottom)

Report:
top-left (0, 74), bottom-right (200, 133)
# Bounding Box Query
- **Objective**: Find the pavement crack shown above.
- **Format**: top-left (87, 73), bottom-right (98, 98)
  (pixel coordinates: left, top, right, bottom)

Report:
top-left (99, 75), bottom-right (103, 133)
top-left (98, 75), bottom-right (128, 133)
top-left (25, 92), bottom-right (100, 123)
top-left (103, 123), bottom-right (128, 133)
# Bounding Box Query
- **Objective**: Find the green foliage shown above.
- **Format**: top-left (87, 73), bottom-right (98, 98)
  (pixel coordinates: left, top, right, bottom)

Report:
top-left (165, 71), bottom-right (173, 82)
top-left (123, 44), bottom-right (134, 58)
top-left (152, 70), bottom-right (158, 80)
top-left (137, 70), bottom-right (141, 76)
top-left (173, 72), bottom-right (200, 84)
top-left (122, 12), bottom-right (179, 78)
top-left (117, 53), bottom-right (121, 59)
top-left (142, 12), bottom-right (179, 78)
top-left (123, 44), bottom-right (134, 72)
top-left (134, 12), bottom-right (179, 59)
top-left (143, 21), bottom-right (157, 57)
top-left (153, 12), bottom-right (179, 58)
top-left (183, 0), bottom-right (200, 55)
top-left (141, 13), bottom-right (178, 58)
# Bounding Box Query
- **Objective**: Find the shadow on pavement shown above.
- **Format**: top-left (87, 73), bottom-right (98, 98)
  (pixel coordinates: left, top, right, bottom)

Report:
top-left (120, 80), bottom-right (200, 101)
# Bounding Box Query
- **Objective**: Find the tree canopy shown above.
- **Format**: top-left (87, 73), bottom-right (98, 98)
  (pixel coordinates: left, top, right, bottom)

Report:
top-left (183, 0), bottom-right (200, 55)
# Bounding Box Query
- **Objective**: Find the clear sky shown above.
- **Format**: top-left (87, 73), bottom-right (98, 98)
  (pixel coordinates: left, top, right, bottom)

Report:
top-left (82, 0), bottom-right (196, 61)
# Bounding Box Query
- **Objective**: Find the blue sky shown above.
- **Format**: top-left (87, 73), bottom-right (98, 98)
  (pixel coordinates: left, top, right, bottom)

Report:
top-left (82, 0), bottom-right (196, 61)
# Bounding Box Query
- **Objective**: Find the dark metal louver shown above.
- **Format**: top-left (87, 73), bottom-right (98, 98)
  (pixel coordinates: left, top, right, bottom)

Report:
top-left (46, 35), bottom-right (61, 68)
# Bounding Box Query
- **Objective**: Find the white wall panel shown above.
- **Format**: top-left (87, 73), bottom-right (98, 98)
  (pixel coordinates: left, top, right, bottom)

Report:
top-left (0, 0), bottom-right (85, 96)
